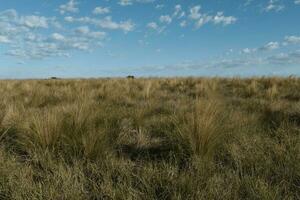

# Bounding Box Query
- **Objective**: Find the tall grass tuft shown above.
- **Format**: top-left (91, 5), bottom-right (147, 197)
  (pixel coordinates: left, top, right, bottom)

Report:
top-left (173, 99), bottom-right (231, 160)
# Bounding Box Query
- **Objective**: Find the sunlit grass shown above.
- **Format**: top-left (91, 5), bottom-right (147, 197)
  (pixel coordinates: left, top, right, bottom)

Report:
top-left (0, 77), bottom-right (299, 199)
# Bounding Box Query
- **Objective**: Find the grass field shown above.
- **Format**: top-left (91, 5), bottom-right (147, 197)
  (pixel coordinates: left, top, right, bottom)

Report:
top-left (0, 77), bottom-right (299, 199)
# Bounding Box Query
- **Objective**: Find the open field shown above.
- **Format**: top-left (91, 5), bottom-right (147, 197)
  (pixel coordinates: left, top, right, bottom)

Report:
top-left (0, 77), bottom-right (299, 200)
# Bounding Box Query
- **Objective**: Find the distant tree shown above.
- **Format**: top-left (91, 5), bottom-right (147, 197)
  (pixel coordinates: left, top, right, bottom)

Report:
top-left (127, 75), bottom-right (135, 79)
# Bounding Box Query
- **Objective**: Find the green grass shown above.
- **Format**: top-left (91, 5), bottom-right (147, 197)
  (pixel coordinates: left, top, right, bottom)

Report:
top-left (0, 77), bottom-right (299, 199)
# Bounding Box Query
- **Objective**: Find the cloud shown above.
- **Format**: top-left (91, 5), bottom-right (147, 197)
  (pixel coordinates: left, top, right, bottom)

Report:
top-left (146, 22), bottom-right (164, 33)
top-left (93, 7), bottom-right (110, 15)
top-left (188, 5), bottom-right (237, 28)
top-left (213, 12), bottom-right (237, 26)
top-left (0, 35), bottom-right (10, 43)
top-left (242, 48), bottom-right (256, 54)
top-left (259, 41), bottom-right (280, 51)
top-left (264, 0), bottom-right (285, 12)
top-left (0, 9), bottom-right (57, 38)
top-left (20, 15), bottom-right (48, 28)
top-left (267, 50), bottom-right (300, 65)
top-left (173, 5), bottom-right (185, 18)
top-left (174, 5), bottom-right (182, 15)
top-left (0, 10), bottom-right (62, 38)
top-left (118, 0), bottom-right (155, 6)
top-left (194, 15), bottom-right (212, 28)
top-left (240, 34), bottom-right (300, 55)
top-left (0, 9), bottom-right (107, 60)
top-left (244, 0), bottom-right (254, 6)
top-left (189, 5), bottom-right (201, 20)
top-left (147, 22), bottom-right (158, 30)
top-left (51, 33), bottom-right (65, 41)
top-left (155, 4), bottom-right (164, 9)
top-left (241, 42), bottom-right (280, 54)
top-left (59, 0), bottom-right (79, 14)
top-left (96, 16), bottom-right (135, 32)
top-left (159, 15), bottom-right (172, 24)
top-left (139, 49), bottom-right (300, 74)
top-left (75, 26), bottom-right (106, 39)
top-left (64, 16), bottom-right (74, 22)
top-left (64, 16), bottom-right (135, 32)
top-left (75, 26), bottom-right (90, 34)
top-left (0, 9), bottom-right (18, 22)
top-left (6, 29), bottom-right (106, 60)
top-left (284, 36), bottom-right (300, 44)
top-left (295, 0), bottom-right (300, 4)
top-left (119, 0), bottom-right (132, 6)
top-left (179, 20), bottom-right (187, 27)
top-left (6, 42), bottom-right (71, 59)
top-left (146, 4), bottom-right (236, 34)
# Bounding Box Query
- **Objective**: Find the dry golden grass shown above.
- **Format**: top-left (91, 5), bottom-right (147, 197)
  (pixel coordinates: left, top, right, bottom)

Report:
top-left (0, 77), bottom-right (299, 199)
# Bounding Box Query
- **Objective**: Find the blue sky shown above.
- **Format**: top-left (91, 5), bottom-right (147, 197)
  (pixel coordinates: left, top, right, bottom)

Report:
top-left (0, 0), bottom-right (300, 78)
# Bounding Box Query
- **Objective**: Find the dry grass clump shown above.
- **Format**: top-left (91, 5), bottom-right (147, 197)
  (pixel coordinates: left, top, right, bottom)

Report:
top-left (173, 99), bottom-right (232, 159)
top-left (0, 77), bottom-right (299, 199)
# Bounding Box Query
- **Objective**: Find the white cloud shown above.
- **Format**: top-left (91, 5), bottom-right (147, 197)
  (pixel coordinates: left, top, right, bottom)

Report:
top-left (0, 35), bottom-right (10, 43)
top-left (87, 31), bottom-right (106, 39)
top-left (118, 0), bottom-right (155, 6)
top-left (189, 5), bottom-right (201, 20)
top-left (147, 22), bottom-right (158, 30)
top-left (93, 7), bottom-right (110, 15)
top-left (242, 48), bottom-right (256, 54)
top-left (155, 4), bottom-right (164, 9)
top-left (6, 41), bottom-right (71, 59)
top-left (188, 6), bottom-right (237, 28)
top-left (159, 15), bottom-right (172, 24)
top-left (284, 36), bottom-right (300, 44)
top-left (25, 33), bottom-right (43, 42)
top-left (264, 0), bottom-right (285, 12)
top-left (65, 16), bottom-right (135, 32)
top-left (146, 4), bottom-right (235, 33)
top-left (260, 41), bottom-right (280, 51)
top-left (267, 50), bottom-right (300, 65)
top-left (0, 9), bottom-right (18, 22)
top-left (240, 34), bottom-right (300, 55)
top-left (0, 9), bottom-right (108, 60)
top-left (20, 15), bottom-right (48, 28)
top-left (6, 29), bottom-right (106, 59)
top-left (213, 12), bottom-right (237, 26)
top-left (244, 0), bottom-right (254, 6)
top-left (75, 26), bottom-right (106, 39)
top-left (119, 0), bottom-right (132, 6)
top-left (146, 22), bottom-right (164, 33)
top-left (174, 5), bottom-right (182, 15)
top-left (64, 16), bottom-right (74, 22)
top-left (140, 49), bottom-right (300, 74)
top-left (195, 15), bottom-right (212, 28)
top-left (96, 16), bottom-right (134, 32)
top-left (71, 42), bottom-right (89, 51)
top-left (173, 5), bottom-right (185, 18)
top-left (241, 41), bottom-right (280, 55)
top-left (49, 18), bottom-right (63, 29)
top-left (59, 0), bottom-right (79, 14)
top-left (51, 33), bottom-right (65, 41)
top-left (295, 0), bottom-right (300, 4)
top-left (75, 26), bottom-right (90, 34)
top-left (0, 7), bottom-right (136, 61)
top-left (179, 20), bottom-right (187, 27)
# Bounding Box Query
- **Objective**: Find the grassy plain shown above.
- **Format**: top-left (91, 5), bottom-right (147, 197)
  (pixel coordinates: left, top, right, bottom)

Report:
top-left (0, 77), bottom-right (299, 199)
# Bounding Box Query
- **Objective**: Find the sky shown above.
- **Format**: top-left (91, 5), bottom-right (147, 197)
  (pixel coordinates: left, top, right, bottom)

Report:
top-left (0, 0), bottom-right (300, 78)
